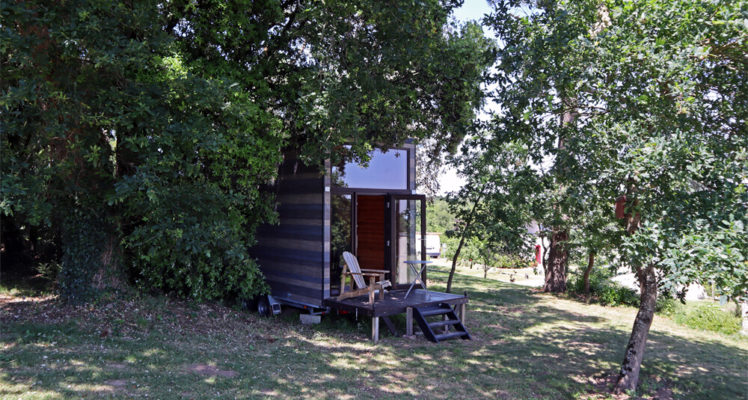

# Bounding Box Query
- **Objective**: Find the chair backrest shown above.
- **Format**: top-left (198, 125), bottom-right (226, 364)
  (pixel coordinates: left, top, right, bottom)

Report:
top-left (342, 251), bottom-right (367, 289)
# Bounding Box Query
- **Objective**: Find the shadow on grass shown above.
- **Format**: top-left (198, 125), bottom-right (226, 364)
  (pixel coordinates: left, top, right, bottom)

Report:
top-left (1, 268), bottom-right (746, 399)
top-left (0, 269), bottom-right (55, 297)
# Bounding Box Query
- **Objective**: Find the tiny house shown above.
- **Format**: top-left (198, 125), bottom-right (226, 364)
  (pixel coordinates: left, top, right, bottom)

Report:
top-left (251, 143), bottom-right (470, 343)
top-left (252, 143), bottom-right (427, 309)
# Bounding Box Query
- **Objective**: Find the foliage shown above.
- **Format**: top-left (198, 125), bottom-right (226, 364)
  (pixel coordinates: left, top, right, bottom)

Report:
top-left (568, 268), bottom-right (640, 307)
top-left (443, 236), bottom-right (478, 265)
top-left (485, 0), bottom-right (747, 297)
top-left (35, 261), bottom-right (61, 282)
top-left (655, 297), bottom-right (677, 315)
top-left (446, 141), bottom-right (536, 254)
top-left (58, 210), bottom-right (116, 303)
top-left (1, 1), bottom-right (491, 301)
top-left (484, 0), bottom-right (746, 389)
top-left (426, 197), bottom-right (455, 234)
top-left (671, 302), bottom-right (742, 336)
top-left (495, 253), bottom-right (533, 269)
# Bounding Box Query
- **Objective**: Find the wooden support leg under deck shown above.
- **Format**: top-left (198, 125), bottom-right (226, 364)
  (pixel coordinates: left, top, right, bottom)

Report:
top-left (405, 307), bottom-right (414, 337)
top-left (459, 303), bottom-right (467, 324)
top-left (372, 316), bottom-right (379, 343)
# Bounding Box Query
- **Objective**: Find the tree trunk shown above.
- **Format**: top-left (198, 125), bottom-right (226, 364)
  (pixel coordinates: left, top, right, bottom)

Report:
top-left (615, 265), bottom-right (657, 393)
top-left (541, 99), bottom-right (574, 293)
top-left (543, 229), bottom-right (568, 292)
top-left (541, 234), bottom-right (549, 273)
top-left (484, 266), bottom-right (488, 279)
top-left (92, 230), bottom-right (123, 291)
top-left (741, 301), bottom-right (748, 336)
top-left (583, 250), bottom-right (595, 296)
top-left (446, 185), bottom-right (486, 293)
top-left (59, 211), bottom-right (122, 303)
top-left (446, 229), bottom-right (469, 293)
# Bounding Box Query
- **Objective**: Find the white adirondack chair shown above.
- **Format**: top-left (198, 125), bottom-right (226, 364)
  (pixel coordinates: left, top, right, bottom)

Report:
top-left (338, 251), bottom-right (391, 304)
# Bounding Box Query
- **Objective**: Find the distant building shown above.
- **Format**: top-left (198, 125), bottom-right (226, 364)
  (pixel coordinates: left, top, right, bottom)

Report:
top-left (526, 221), bottom-right (548, 274)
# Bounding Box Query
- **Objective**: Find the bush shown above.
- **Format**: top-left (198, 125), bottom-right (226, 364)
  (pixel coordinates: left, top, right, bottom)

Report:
top-left (568, 268), bottom-right (639, 307)
top-left (59, 210), bottom-right (114, 303)
top-left (598, 284), bottom-right (640, 307)
top-left (122, 184), bottom-right (269, 302)
top-left (655, 296), bottom-right (677, 315)
top-left (35, 261), bottom-right (61, 282)
top-left (488, 253), bottom-right (532, 269)
top-left (672, 302), bottom-right (741, 335)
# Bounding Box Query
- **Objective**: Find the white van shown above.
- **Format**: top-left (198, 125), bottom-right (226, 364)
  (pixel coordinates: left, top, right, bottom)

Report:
top-left (416, 233), bottom-right (442, 258)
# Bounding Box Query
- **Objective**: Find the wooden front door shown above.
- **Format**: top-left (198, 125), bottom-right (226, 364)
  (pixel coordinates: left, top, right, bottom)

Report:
top-left (356, 195), bottom-right (386, 270)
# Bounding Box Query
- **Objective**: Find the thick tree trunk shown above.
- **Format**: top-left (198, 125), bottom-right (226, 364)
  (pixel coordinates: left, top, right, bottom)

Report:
top-left (583, 250), bottom-right (595, 296)
top-left (543, 229), bottom-right (568, 292)
top-left (92, 230), bottom-right (123, 291)
top-left (59, 211), bottom-right (123, 302)
top-left (615, 265), bottom-right (657, 393)
top-left (542, 99), bottom-right (574, 293)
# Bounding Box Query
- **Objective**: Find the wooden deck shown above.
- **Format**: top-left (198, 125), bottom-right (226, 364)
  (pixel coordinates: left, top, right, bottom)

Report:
top-left (324, 288), bottom-right (468, 317)
top-left (324, 288), bottom-right (469, 343)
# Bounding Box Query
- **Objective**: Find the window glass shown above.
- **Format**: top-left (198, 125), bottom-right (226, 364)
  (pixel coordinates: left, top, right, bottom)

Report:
top-left (330, 194), bottom-right (352, 296)
top-left (332, 149), bottom-right (407, 189)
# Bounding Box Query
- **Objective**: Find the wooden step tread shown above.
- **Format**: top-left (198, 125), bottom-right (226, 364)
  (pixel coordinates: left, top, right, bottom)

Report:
top-left (435, 331), bottom-right (469, 341)
top-left (428, 319), bottom-right (459, 328)
top-left (418, 307), bottom-right (452, 317)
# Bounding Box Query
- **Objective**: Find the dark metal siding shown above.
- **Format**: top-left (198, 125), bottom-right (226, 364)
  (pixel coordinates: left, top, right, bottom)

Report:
top-left (251, 154), bottom-right (325, 307)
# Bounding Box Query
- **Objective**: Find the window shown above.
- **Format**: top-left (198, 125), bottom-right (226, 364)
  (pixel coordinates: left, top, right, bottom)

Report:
top-left (330, 194), bottom-right (352, 296)
top-left (331, 148), bottom-right (408, 190)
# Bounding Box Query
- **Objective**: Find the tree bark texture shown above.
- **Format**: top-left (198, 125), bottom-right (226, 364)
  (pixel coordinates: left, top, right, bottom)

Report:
top-left (543, 229), bottom-right (568, 292)
top-left (615, 265), bottom-right (657, 393)
top-left (583, 250), bottom-right (595, 296)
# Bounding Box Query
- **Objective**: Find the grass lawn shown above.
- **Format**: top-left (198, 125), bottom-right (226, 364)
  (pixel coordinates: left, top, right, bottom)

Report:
top-left (1, 267), bottom-right (746, 399)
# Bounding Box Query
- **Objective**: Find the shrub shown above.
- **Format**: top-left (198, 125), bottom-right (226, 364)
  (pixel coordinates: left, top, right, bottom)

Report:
top-left (568, 268), bottom-right (639, 307)
top-left (493, 253), bottom-right (532, 269)
top-left (655, 296), bottom-right (677, 315)
top-left (59, 210), bottom-right (117, 303)
top-left (672, 302), bottom-right (741, 335)
top-left (598, 284), bottom-right (640, 307)
top-left (36, 261), bottom-right (61, 282)
top-left (121, 184), bottom-right (270, 301)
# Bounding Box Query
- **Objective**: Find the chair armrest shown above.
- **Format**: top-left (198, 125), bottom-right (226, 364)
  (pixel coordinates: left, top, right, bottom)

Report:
top-left (360, 269), bottom-right (390, 275)
top-left (359, 272), bottom-right (387, 278)
top-left (345, 271), bottom-right (384, 278)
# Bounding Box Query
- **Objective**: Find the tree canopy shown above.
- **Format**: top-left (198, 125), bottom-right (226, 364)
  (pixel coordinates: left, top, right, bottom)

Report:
top-left (1, 0), bottom-right (492, 301)
top-left (482, 0), bottom-right (746, 392)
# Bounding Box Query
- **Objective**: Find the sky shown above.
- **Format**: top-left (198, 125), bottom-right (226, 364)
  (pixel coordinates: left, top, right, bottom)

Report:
top-left (452, 0), bottom-right (493, 25)
top-left (434, 0), bottom-right (494, 196)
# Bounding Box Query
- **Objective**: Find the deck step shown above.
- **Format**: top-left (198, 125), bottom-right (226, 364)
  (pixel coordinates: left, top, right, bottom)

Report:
top-left (419, 307), bottom-right (453, 317)
top-left (412, 303), bottom-right (471, 343)
top-left (435, 331), bottom-right (469, 341)
top-left (428, 319), bottom-right (460, 329)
